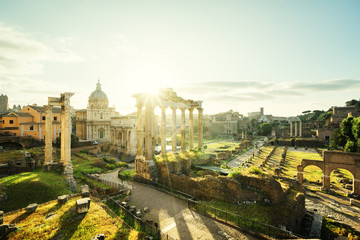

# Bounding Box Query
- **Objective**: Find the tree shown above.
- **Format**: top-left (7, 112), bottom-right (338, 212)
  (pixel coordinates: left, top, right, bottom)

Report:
top-left (345, 99), bottom-right (360, 107)
top-left (258, 122), bottom-right (273, 136)
top-left (330, 128), bottom-right (346, 149)
top-left (340, 116), bottom-right (355, 142)
top-left (317, 111), bottom-right (332, 122)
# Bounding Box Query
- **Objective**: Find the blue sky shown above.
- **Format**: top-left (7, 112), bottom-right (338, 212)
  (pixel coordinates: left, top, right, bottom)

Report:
top-left (0, 0), bottom-right (360, 116)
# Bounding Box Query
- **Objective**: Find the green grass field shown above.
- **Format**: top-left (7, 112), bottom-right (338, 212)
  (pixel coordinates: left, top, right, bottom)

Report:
top-left (0, 170), bottom-right (71, 212)
top-left (204, 141), bottom-right (240, 153)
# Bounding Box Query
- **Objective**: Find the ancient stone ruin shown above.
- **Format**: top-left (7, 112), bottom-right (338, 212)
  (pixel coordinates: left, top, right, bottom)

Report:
top-left (133, 88), bottom-right (203, 181)
top-left (297, 151), bottom-right (360, 195)
top-left (43, 92), bottom-right (76, 192)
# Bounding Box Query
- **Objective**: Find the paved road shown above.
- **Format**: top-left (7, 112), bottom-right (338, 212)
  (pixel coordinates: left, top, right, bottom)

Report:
top-left (99, 171), bottom-right (259, 240)
top-left (226, 139), bottom-right (265, 168)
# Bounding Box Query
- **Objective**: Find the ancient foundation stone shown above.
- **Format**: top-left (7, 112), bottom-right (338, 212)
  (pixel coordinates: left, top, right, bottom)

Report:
top-left (81, 185), bottom-right (90, 197)
top-left (0, 224), bottom-right (18, 239)
top-left (76, 197), bottom-right (91, 214)
top-left (57, 195), bottom-right (68, 204)
top-left (0, 211), bottom-right (3, 225)
top-left (25, 203), bottom-right (38, 213)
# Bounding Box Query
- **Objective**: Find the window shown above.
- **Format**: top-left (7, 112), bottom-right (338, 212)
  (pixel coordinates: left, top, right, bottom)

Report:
top-left (42, 116), bottom-right (46, 121)
top-left (30, 125), bottom-right (34, 131)
top-left (54, 117), bottom-right (57, 121)
top-left (9, 120), bottom-right (13, 124)
top-left (2, 120), bottom-right (4, 124)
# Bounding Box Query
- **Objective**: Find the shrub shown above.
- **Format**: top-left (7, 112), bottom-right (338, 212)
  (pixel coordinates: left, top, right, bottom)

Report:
top-left (249, 166), bottom-right (262, 175)
top-left (79, 149), bottom-right (89, 154)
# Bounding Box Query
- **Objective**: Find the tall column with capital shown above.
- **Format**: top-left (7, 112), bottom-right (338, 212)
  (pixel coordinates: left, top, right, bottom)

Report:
top-left (299, 121), bottom-right (302, 137)
top-left (44, 105), bottom-right (53, 165)
top-left (136, 103), bottom-right (143, 157)
top-left (145, 102), bottom-right (152, 160)
top-left (290, 121), bottom-right (293, 137)
top-left (189, 108), bottom-right (194, 149)
top-left (172, 107), bottom-right (177, 152)
top-left (60, 106), bottom-right (66, 164)
top-left (161, 106), bottom-right (166, 154)
top-left (62, 93), bottom-right (73, 167)
top-left (295, 121), bottom-right (298, 137)
top-left (180, 108), bottom-right (186, 151)
top-left (197, 108), bottom-right (203, 150)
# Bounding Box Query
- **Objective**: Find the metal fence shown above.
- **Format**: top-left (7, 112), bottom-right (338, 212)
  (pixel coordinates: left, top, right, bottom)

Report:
top-left (187, 199), bottom-right (302, 239)
top-left (107, 197), bottom-right (176, 240)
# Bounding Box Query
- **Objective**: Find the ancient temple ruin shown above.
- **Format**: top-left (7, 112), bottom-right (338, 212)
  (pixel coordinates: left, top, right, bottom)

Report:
top-left (288, 116), bottom-right (302, 137)
top-left (133, 88), bottom-right (203, 180)
top-left (43, 92), bottom-right (76, 191)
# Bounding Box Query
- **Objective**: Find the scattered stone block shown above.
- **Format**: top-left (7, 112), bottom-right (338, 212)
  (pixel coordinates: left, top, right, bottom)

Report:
top-left (76, 197), bottom-right (91, 214)
top-left (0, 193), bottom-right (8, 203)
top-left (136, 210), bottom-right (142, 218)
top-left (125, 196), bottom-right (130, 202)
top-left (121, 202), bottom-right (128, 207)
top-left (25, 203), bottom-right (38, 213)
top-left (81, 185), bottom-right (90, 197)
top-left (143, 207), bottom-right (149, 212)
top-left (0, 224), bottom-right (18, 238)
top-left (91, 233), bottom-right (105, 240)
top-left (0, 211), bottom-right (3, 225)
top-left (57, 195), bottom-right (68, 204)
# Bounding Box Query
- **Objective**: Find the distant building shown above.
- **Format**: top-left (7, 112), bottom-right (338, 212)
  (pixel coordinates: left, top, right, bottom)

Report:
top-left (208, 110), bottom-right (242, 136)
top-left (0, 105), bottom-right (61, 141)
top-left (330, 106), bottom-right (360, 126)
top-left (248, 107), bottom-right (287, 123)
top-left (0, 94), bottom-right (8, 114)
top-left (75, 81), bottom-right (137, 156)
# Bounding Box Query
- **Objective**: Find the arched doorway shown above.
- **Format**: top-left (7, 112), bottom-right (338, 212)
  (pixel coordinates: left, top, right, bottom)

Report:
top-left (99, 128), bottom-right (105, 139)
top-left (303, 165), bottom-right (323, 187)
top-left (330, 168), bottom-right (354, 193)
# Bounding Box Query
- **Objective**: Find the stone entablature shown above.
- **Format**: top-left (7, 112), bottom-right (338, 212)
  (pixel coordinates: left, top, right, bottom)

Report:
top-left (297, 151), bottom-right (360, 195)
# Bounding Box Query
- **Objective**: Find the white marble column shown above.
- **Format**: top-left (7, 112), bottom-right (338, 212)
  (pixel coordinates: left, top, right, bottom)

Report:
top-left (295, 121), bottom-right (298, 137)
top-left (136, 104), bottom-right (143, 157)
top-left (299, 121), bottom-right (302, 137)
top-left (180, 108), bottom-right (186, 151)
top-left (171, 107), bottom-right (177, 152)
top-left (145, 102), bottom-right (152, 160)
top-left (189, 108), bottom-right (194, 149)
top-left (60, 106), bottom-right (65, 164)
top-left (197, 108), bottom-right (203, 150)
top-left (290, 121), bottom-right (293, 137)
top-left (44, 105), bottom-right (53, 165)
top-left (161, 106), bottom-right (166, 154)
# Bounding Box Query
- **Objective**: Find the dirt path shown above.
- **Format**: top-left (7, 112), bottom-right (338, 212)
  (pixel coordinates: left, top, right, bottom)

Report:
top-left (99, 171), bottom-right (259, 240)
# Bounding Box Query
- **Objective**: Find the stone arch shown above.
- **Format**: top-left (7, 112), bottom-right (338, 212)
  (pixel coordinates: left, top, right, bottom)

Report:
top-left (297, 159), bottom-right (325, 184)
top-left (329, 167), bottom-right (355, 192)
top-left (324, 164), bottom-right (356, 193)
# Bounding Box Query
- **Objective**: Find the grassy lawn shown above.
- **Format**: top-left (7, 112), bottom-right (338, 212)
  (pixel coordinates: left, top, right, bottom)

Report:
top-left (321, 217), bottom-right (360, 240)
top-left (0, 170), bottom-right (71, 212)
top-left (4, 196), bottom-right (146, 240)
top-left (154, 150), bottom-right (212, 164)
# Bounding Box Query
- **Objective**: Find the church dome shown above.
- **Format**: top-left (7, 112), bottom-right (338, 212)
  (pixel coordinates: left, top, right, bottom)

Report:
top-left (88, 81), bottom-right (109, 107)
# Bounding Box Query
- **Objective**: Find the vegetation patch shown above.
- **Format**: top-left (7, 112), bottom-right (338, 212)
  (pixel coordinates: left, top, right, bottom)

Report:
top-left (5, 196), bottom-right (145, 240)
top-left (0, 170), bottom-right (71, 212)
top-left (321, 217), bottom-right (360, 240)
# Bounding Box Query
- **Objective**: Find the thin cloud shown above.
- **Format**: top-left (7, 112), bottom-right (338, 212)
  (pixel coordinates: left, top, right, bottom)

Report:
top-left (292, 79), bottom-right (360, 91)
top-left (0, 21), bottom-right (81, 76)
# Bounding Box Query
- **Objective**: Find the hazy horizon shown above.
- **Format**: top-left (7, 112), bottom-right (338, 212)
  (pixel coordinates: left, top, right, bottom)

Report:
top-left (1, 1), bottom-right (360, 116)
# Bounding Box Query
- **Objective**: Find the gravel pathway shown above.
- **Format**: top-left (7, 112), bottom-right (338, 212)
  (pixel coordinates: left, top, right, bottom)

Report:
top-left (99, 171), bottom-right (259, 240)
top-left (227, 140), bottom-right (265, 168)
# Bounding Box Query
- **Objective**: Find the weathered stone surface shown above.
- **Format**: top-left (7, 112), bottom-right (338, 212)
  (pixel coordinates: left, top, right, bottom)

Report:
top-left (0, 211), bottom-right (3, 225)
top-left (25, 203), bottom-right (38, 213)
top-left (0, 224), bottom-right (18, 239)
top-left (76, 197), bottom-right (91, 214)
top-left (91, 233), bottom-right (105, 240)
top-left (57, 195), bottom-right (68, 204)
top-left (143, 207), bottom-right (150, 212)
top-left (136, 210), bottom-right (142, 218)
top-left (0, 193), bottom-right (8, 203)
top-left (81, 185), bottom-right (90, 197)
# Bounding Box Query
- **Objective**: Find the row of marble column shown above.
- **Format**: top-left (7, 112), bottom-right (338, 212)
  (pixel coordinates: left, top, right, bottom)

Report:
top-left (136, 103), bottom-right (203, 160)
top-left (290, 121), bottom-right (302, 137)
top-left (44, 93), bottom-right (73, 167)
